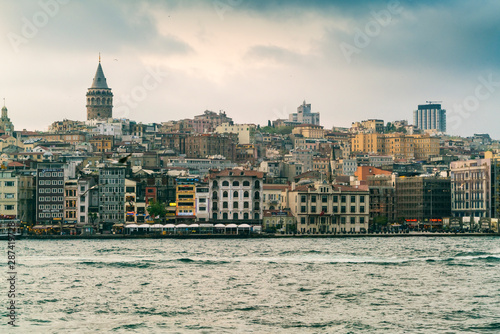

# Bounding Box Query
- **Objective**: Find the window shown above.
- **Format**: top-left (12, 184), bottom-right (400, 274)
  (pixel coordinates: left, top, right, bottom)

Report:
top-left (255, 180), bottom-right (260, 188)
top-left (244, 191), bottom-right (249, 198)
top-left (351, 196), bottom-right (356, 203)
top-left (301, 217), bottom-right (306, 224)
top-left (301, 206), bottom-right (306, 213)
top-left (243, 181), bottom-right (250, 187)
top-left (5, 193), bottom-right (14, 199)
top-left (341, 196), bottom-right (346, 203)
top-left (254, 202), bottom-right (260, 210)
top-left (311, 195), bottom-right (316, 203)
top-left (341, 217), bottom-right (346, 224)
top-left (350, 206), bottom-right (356, 213)
top-left (212, 181), bottom-right (218, 187)
top-left (4, 181), bottom-right (14, 187)
top-left (4, 205), bottom-right (14, 210)
top-left (360, 206), bottom-right (365, 213)
top-left (254, 191), bottom-right (260, 200)
top-left (322, 206), bottom-right (327, 213)
top-left (223, 191), bottom-right (228, 198)
top-left (322, 196), bottom-right (328, 203)
top-left (350, 217), bottom-right (356, 224)
top-left (199, 206), bottom-right (206, 211)
top-left (199, 198), bottom-right (206, 203)
top-left (233, 191), bottom-right (239, 198)
top-left (301, 195), bottom-right (306, 203)
top-left (233, 213), bottom-right (238, 220)
top-left (360, 196), bottom-right (365, 203)
top-left (333, 206), bottom-right (338, 213)
top-left (223, 202), bottom-right (228, 209)
top-left (212, 191), bottom-right (218, 200)
top-left (222, 181), bottom-right (229, 187)
top-left (223, 213), bottom-right (228, 220)
top-left (243, 213), bottom-right (249, 219)
top-left (233, 202), bottom-right (238, 209)
top-left (232, 181), bottom-right (239, 187)
top-left (360, 217), bottom-right (365, 224)
top-left (341, 206), bottom-right (346, 213)
top-left (333, 195), bottom-right (338, 203)
top-left (244, 202), bottom-right (249, 209)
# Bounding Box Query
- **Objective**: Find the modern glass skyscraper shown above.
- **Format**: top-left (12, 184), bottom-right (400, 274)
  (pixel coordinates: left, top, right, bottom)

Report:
top-left (413, 103), bottom-right (446, 132)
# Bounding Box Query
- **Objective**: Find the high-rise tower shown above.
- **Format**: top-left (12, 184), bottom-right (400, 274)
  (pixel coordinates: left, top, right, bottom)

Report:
top-left (86, 57), bottom-right (113, 120)
top-left (413, 103), bottom-right (446, 133)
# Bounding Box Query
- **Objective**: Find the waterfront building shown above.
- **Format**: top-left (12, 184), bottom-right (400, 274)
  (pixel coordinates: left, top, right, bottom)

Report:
top-left (87, 59), bottom-right (113, 120)
top-left (284, 182), bottom-right (369, 234)
top-left (395, 175), bottom-right (451, 227)
top-left (36, 163), bottom-right (66, 226)
top-left (208, 169), bottom-right (264, 222)
top-left (76, 176), bottom-right (98, 233)
top-left (450, 159), bottom-right (491, 218)
top-left (98, 165), bottom-right (125, 232)
top-left (263, 209), bottom-right (295, 233)
top-left (263, 184), bottom-right (289, 210)
top-left (124, 179), bottom-right (146, 224)
top-left (413, 103), bottom-right (446, 132)
top-left (195, 182), bottom-right (210, 222)
top-left (0, 170), bottom-right (35, 223)
top-left (176, 176), bottom-right (198, 221)
top-left (289, 101), bottom-right (320, 125)
top-left (367, 175), bottom-right (396, 228)
top-left (64, 179), bottom-right (78, 228)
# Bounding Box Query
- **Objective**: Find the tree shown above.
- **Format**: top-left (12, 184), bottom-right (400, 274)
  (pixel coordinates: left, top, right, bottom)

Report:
top-left (147, 200), bottom-right (166, 222)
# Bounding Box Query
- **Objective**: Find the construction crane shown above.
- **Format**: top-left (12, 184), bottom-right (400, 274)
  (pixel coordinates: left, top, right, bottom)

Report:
top-left (426, 100), bottom-right (442, 104)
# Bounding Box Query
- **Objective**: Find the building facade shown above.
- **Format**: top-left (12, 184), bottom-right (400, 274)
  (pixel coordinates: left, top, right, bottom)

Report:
top-left (36, 163), bottom-right (65, 225)
top-left (98, 166), bottom-right (125, 232)
top-left (289, 100), bottom-right (320, 125)
top-left (208, 169), bottom-right (264, 222)
top-left (413, 103), bottom-right (446, 132)
top-left (450, 159), bottom-right (491, 218)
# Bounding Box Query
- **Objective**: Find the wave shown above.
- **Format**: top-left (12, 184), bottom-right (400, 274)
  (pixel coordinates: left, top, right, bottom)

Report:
top-left (79, 260), bottom-right (155, 269)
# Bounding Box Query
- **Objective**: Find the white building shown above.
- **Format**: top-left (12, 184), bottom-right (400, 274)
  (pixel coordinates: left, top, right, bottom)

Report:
top-left (208, 169), bottom-right (264, 221)
top-left (215, 122), bottom-right (256, 144)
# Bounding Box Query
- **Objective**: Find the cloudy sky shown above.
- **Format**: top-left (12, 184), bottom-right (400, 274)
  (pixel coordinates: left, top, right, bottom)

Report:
top-left (1, 0), bottom-right (499, 137)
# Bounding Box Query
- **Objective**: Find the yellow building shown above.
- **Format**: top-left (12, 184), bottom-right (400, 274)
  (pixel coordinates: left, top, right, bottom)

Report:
top-left (89, 135), bottom-right (113, 153)
top-left (292, 124), bottom-right (325, 138)
top-left (352, 133), bottom-right (439, 160)
top-left (176, 177), bottom-right (197, 219)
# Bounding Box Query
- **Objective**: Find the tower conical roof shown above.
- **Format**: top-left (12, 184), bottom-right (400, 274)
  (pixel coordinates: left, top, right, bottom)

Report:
top-left (90, 63), bottom-right (109, 89)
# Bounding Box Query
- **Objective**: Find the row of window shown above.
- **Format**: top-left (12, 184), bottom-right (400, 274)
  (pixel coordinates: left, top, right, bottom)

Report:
top-left (300, 195), bottom-right (366, 203)
top-left (39, 213), bottom-right (63, 218)
top-left (39, 180), bottom-right (64, 185)
top-left (39, 204), bottom-right (64, 210)
top-left (213, 191), bottom-right (259, 199)
top-left (213, 180), bottom-right (260, 188)
top-left (300, 205), bottom-right (365, 214)
top-left (3, 205), bottom-right (14, 211)
top-left (299, 216), bottom-right (366, 224)
top-left (38, 172), bottom-right (63, 177)
top-left (40, 188), bottom-right (64, 193)
top-left (212, 212), bottom-right (260, 220)
top-left (39, 196), bottom-right (63, 202)
top-left (3, 181), bottom-right (15, 187)
top-left (213, 201), bottom-right (260, 210)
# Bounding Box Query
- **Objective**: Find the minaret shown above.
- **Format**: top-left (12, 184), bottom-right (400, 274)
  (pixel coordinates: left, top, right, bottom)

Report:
top-left (86, 55), bottom-right (113, 120)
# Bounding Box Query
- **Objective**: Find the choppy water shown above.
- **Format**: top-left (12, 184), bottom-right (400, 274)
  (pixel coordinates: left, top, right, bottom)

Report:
top-left (1, 237), bottom-right (500, 333)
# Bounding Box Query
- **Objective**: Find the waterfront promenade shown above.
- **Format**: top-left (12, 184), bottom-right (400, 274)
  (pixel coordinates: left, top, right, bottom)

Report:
top-left (22, 231), bottom-right (500, 240)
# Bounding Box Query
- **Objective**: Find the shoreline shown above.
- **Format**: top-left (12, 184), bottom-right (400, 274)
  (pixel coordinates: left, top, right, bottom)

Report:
top-left (9, 232), bottom-right (500, 240)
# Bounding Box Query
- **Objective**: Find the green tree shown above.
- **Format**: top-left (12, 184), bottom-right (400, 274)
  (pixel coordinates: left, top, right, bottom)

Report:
top-left (147, 200), bottom-right (166, 221)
